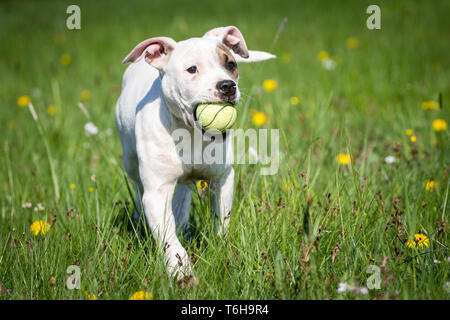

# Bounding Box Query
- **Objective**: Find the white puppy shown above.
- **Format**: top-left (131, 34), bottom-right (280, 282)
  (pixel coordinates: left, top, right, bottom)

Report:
top-left (115, 26), bottom-right (275, 278)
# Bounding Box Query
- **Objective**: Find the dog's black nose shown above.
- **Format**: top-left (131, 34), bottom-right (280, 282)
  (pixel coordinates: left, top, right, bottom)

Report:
top-left (216, 80), bottom-right (236, 96)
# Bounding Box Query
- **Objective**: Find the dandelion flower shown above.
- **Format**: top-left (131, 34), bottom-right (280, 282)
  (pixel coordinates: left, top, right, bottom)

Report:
top-left (84, 122), bottom-right (99, 136)
top-left (80, 90), bottom-right (92, 101)
top-left (317, 51), bottom-right (330, 62)
top-left (290, 96), bottom-right (300, 105)
top-left (88, 187), bottom-right (94, 193)
top-left (70, 184), bottom-right (76, 190)
top-left (410, 135), bottom-right (417, 143)
top-left (60, 53), bottom-right (72, 65)
top-left (337, 153), bottom-right (350, 165)
top-left (17, 95), bottom-right (31, 108)
top-left (252, 112), bottom-right (267, 126)
top-left (405, 129), bottom-right (413, 136)
top-left (30, 220), bottom-right (51, 236)
top-left (129, 291), bottom-right (152, 300)
top-left (196, 180), bottom-right (208, 197)
top-left (406, 233), bottom-right (430, 249)
top-left (421, 101), bottom-right (440, 110)
top-left (47, 105), bottom-right (57, 116)
top-left (262, 79), bottom-right (277, 92)
top-left (425, 180), bottom-right (438, 192)
top-left (346, 37), bottom-right (359, 49)
top-left (84, 291), bottom-right (97, 300)
top-left (432, 119), bottom-right (447, 131)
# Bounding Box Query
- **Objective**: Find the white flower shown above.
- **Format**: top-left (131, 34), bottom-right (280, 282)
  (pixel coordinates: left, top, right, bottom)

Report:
top-left (322, 58), bottom-right (336, 70)
top-left (21, 202), bottom-right (32, 209)
top-left (84, 122), bottom-right (98, 136)
top-left (434, 259), bottom-right (439, 264)
top-left (33, 203), bottom-right (45, 212)
top-left (337, 282), bottom-right (348, 293)
top-left (384, 155), bottom-right (396, 164)
top-left (359, 287), bottom-right (369, 295)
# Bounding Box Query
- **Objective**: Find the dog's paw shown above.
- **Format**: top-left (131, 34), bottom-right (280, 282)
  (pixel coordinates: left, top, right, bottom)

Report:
top-left (165, 245), bottom-right (192, 279)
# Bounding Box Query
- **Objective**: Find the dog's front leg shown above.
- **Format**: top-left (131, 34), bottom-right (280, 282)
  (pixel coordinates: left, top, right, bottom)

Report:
top-left (212, 167), bottom-right (235, 235)
top-left (142, 182), bottom-right (191, 278)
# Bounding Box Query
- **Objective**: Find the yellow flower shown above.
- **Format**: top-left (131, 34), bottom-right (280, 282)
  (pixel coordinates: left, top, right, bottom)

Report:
top-left (47, 105), bottom-right (57, 116)
top-left (317, 51), bottom-right (330, 62)
top-left (130, 291), bottom-right (152, 300)
top-left (281, 52), bottom-right (292, 63)
top-left (336, 153), bottom-right (350, 165)
top-left (30, 220), bottom-right (51, 236)
top-left (262, 79), bottom-right (277, 92)
top-left (17, 95), bottom-right (31, 108)
top-left (425, 180), bottom-right (438, 192)
top-left (85, 291), bottom-right (97, 300)
top-left (405, 129), bottom-right (413, 136)
top-left (252, 111), bottom-right (267, 126)
top-left (60, 53), bottom-right (72, 65)
top-left (410, 135), bottom-right (417, 143)
top-left (432, 119), bottom-right (447, 131)
top-left (406, 234), bottom-right (430, 249)
top-left (422, 101), bottom-right (440, 110)
top-left (70, 184), bottom-right (76, 190)
top-left (88, 187), bottom-right (94, 193)
top-left (346, 37), bottom-right (358, 49)
top-left (80, 90), bottom-right (91, 101)
top-left (290, 96), bottom-right (300, 105)
top-left (196, 180), bottom-right (208, 196)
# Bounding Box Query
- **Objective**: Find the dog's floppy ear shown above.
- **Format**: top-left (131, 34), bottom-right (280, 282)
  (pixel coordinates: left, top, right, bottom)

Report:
top-left (203, 26), bottom-right (249, 58)
top-left (122, 37), bottom-right (177, 70)
top-left (231, 50), bottom-right (276, 63)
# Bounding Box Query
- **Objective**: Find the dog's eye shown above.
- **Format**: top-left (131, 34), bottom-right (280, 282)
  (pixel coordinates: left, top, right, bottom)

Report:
top-left (226, 61), bottom-right (236, 71)
top-left (186, 66), bottom-right (197, 74)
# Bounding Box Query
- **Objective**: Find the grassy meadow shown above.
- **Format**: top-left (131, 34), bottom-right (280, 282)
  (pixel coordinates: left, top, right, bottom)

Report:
top-left (0, 0), bottom-right (449, 299)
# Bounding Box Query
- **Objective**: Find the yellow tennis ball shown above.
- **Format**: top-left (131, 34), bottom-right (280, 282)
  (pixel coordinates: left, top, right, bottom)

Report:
top-left (195, 103), bottom-right (237, 132)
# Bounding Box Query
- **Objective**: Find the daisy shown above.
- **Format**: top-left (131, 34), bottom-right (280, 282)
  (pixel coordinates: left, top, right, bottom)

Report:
top-left (84, 122), bottom-right (99, 136)
top-left (384, 156), bottom-right (396, 164)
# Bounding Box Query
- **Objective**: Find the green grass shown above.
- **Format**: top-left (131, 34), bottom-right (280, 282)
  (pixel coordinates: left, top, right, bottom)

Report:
top-left (0, 0), bottom-right (449, 299)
